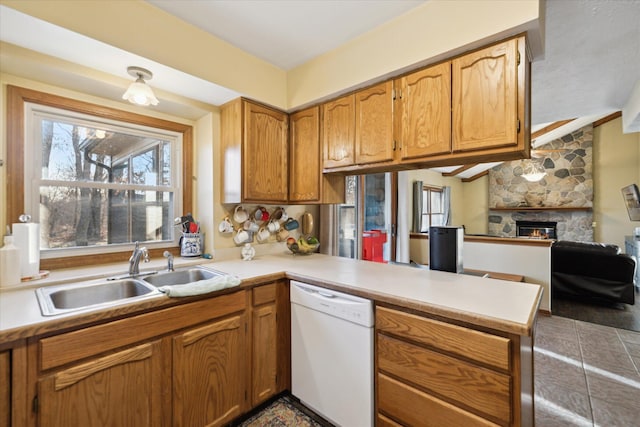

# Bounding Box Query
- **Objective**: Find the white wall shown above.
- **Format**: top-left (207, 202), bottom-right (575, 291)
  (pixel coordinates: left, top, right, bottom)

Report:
top-left (593, 117), bottom-right (640, 248)
top-left (464, 241), bottom-right (551, 311)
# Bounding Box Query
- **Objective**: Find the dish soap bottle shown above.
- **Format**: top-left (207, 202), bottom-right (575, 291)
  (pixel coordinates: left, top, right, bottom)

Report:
top-left (0, 233), bottom-right (21, 288)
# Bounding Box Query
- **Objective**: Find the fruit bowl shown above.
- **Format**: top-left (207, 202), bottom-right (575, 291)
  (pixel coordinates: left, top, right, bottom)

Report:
top-left (287, 236), bottom-right (320, 255)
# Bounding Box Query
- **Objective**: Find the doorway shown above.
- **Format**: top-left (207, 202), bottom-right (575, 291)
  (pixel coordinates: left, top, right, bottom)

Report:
top-left (334, 173), bottom-right (397, 263)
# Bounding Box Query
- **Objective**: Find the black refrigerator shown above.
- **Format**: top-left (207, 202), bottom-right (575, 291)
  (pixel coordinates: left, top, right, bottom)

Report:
top-left (429, 226), bottom-right (464, 273)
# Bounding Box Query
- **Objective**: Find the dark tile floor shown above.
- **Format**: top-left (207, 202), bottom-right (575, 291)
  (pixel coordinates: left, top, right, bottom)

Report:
top-left (551, 288), bottom-right (640, 332)
top-left (535, 314), bottom-right (640, 426)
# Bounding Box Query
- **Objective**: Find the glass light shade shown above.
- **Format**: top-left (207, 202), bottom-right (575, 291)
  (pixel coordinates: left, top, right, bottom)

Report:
top-left (522, 162), bottom-right (547, 182)
top-left (122, 78), bottom-right (159, 106)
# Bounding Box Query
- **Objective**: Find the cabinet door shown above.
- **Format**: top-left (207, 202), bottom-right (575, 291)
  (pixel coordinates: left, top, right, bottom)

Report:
top-left (452, 38), bottom-right (519, 152)
top-left (243, 101), bottom-right (289, 203)
top-left (322, 94), bottom-right (355, 169)
top-left (0, 351), bottom-right (9, 427)
top-left (289, 107), bottom-right (322, 202)
top-left (38, 341), bottom-right (166, 427)
top-left (252, 302), bottom-right (277, 406)
top-left (397, 63), bottom-right (452, 160)
top-left (173, 313), bottom-right (247, 427)
top-left (355, 81), bottom-right (394, 165)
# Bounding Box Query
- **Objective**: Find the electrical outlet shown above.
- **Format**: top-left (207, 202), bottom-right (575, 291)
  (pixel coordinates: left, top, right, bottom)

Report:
top-left (592, 221), bottom-right (597, 227)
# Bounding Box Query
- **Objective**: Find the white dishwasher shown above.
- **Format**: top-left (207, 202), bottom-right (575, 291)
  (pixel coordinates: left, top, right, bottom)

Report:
top-left (290, 280), bottom-right (374, 427)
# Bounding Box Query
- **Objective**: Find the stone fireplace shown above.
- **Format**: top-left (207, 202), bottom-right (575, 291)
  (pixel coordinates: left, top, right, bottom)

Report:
top-left (488, 125), bottom-right (593, 242)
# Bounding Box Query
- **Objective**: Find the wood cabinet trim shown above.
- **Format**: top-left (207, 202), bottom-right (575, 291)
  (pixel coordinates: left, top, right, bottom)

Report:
top-left (180, 316), bottom-right (242, 347)
top-left (54, 342), bottom-right (153, 391)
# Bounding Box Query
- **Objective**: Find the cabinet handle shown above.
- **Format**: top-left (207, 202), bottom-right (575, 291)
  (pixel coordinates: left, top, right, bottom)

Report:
top-left (393, 140), bottom-right (397, 151)
top-left (54, 343), bottom-right (153, 391)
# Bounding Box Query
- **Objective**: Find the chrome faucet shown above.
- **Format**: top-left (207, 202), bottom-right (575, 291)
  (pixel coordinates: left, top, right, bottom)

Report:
top-left (128, 241), bottom-right (149, 276)
top-left (163, 251), bottom-right (174, 272)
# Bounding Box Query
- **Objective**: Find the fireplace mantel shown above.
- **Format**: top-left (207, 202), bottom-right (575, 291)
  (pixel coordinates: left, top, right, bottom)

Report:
top-left (490, 207), bottom-right (592, 211)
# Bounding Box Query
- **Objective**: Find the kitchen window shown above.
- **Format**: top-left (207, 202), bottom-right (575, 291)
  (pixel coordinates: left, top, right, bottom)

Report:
top-left (6, 86), bottom-right (193, 268)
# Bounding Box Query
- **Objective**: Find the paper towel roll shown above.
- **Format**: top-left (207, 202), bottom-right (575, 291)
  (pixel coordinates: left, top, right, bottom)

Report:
top-left (13, 222), bottom-right (40, 278)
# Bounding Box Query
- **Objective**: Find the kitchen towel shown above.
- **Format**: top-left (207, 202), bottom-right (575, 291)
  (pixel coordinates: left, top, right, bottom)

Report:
top-left (158, 274), bottom-right (241, 297)
top-left (13, 222), bottom-right (40, 278)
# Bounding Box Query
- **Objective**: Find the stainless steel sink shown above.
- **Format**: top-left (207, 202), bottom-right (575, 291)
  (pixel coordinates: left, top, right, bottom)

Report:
top-left (36, 278), bottom-right (162, 316)
top-left (142, 267), bottom-right (223, 287)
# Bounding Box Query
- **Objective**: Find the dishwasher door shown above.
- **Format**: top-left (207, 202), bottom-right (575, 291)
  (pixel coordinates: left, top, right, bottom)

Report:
top-left (290, 281), bottom-right (374, 427)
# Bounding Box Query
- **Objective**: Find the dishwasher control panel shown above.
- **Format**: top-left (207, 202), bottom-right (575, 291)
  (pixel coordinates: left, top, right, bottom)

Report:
top-left (290, 280), bottom-right (374, 327)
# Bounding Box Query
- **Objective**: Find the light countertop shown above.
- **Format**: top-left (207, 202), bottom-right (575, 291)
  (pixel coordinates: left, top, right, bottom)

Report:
top-left (0, 251), bottom-right (542, 343)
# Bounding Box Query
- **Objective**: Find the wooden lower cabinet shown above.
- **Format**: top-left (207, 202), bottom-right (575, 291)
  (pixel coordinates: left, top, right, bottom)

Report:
top-left (31, 291), bottom-right (256, 427)
top-left (173, 313), bottom-right (247, 427)
top-left (251, 284), bottom-right (278, 406)
top-left (376, 306), bottom-right (531, 427)
top-left (38, 340), bottom-right (168, 427)
top-left (27, 285), bottom-right (293, 427)
top-left (0, 350), bottom-right (10, 427)
top-left (250, 281), bottom-right (290, 406)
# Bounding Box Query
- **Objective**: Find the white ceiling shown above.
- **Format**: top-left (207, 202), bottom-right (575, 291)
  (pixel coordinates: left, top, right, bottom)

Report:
top-left (146, 0), bottom-right (426, 71)
top-left (0, 0), bottom-right (638, 179)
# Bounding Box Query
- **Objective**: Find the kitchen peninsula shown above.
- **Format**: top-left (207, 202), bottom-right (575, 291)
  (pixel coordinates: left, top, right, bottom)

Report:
top-left (1, 251), bottom-right (542, 426)
top-left (411, 233), bottom-right (553, 312)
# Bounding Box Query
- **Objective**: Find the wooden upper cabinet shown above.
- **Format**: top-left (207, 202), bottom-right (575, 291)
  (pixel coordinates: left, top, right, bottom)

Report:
top-left (221, 99), bottom-right (288, 204)
top-left (243, 101), bottom-right (289, 203)
top-left (452, 37), bottom-right (520, 152)
top-left (395, 63), bottom-right (452, 160)
top-left (355, 81), bottom-right (394, 165)
top-left (322, 94), bottom-right (355, 169)
top-left (290, 107), bottom-right (345, 203)
top-left (289, 107), bottom-right (321, 202)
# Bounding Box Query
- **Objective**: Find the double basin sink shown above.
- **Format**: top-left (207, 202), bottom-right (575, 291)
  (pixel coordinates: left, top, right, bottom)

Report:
top-left (36, 266), bottom-right (224, 316)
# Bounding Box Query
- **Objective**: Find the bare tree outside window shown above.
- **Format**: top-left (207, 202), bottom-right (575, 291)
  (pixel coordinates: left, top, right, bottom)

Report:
top-left (28, 106), bottom-right (180, 252)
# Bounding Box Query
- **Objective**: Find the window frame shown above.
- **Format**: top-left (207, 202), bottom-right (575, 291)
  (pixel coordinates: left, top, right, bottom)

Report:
top-left (420, 185), bottom-right (444, 232)
top-left (6, 85), bottom-right (193, 270)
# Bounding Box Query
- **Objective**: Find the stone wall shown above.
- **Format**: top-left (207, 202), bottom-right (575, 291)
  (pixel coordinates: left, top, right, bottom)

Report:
top-left (488, 125), bottom-right (594, 242)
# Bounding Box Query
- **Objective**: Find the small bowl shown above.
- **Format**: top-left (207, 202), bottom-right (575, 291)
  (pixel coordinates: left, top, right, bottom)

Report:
top-left (287, 237), bottom-right (320, 255)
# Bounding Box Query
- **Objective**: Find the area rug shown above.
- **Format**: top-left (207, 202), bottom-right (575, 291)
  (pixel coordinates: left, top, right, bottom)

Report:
top-left (551, 288), bottom-right (640, 332)
top-left (236, 395), bottom-right (332, 427)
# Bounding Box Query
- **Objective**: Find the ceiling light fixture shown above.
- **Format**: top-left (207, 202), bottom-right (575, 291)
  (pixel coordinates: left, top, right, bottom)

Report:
top-left (122, 66), bottom-right (159, 106)
top-left (522, 161), bottom-right (547, 182)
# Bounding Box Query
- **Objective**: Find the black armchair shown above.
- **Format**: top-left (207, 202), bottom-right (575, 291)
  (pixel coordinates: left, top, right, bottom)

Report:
top-left (551, 241), bottom-right (637, 305)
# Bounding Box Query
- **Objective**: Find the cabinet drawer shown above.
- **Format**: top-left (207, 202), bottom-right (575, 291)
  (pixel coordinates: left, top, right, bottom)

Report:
top-left (378, 374), bottom-right (499, 427)
top-left (252, 283), bottom-right (276, 306)
top-left (377, 334), bottom-right (511, 424)
top-left (40, 291), bottom-right (246, 370)
top-left (377, 413), bottom-right (403, 427)
top-left (376, 306), bottom-right (510, 371)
